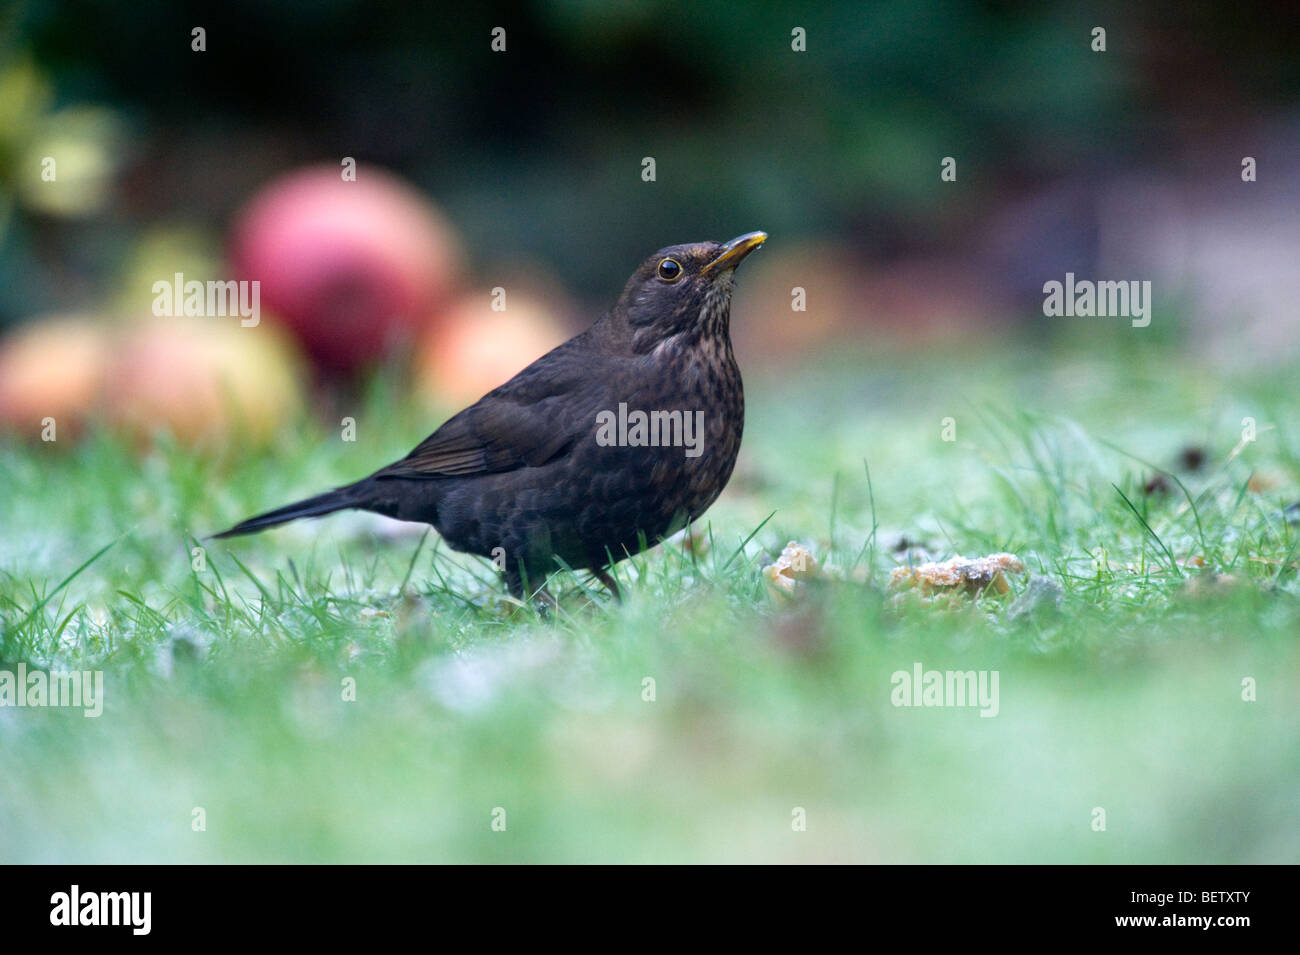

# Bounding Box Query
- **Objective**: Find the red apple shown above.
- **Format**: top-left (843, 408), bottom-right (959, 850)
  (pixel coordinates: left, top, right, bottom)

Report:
top-left (229, 165), bottom-right (461, 375)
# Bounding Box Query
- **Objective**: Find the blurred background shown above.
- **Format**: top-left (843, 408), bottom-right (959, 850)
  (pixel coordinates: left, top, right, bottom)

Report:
top-left (3, 1), bottom-right (1300, 866)
top-left (2, 0), bottom-right (1299, 451)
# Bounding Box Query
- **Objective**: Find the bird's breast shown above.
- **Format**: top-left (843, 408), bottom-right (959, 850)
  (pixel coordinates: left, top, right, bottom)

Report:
top-left (611, 340), bottom-right (744, 514)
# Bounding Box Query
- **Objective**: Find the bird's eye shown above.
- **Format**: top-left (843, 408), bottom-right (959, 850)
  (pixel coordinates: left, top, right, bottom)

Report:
top-left (657, 258), bottom-right (683, 282)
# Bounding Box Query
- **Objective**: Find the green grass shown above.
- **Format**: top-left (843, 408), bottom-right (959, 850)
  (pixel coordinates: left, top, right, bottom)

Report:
top-left (1, 339), bottom-right (1297, 862)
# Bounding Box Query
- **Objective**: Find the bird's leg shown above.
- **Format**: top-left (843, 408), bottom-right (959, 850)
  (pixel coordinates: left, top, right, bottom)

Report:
top-left (503, 567), bottom-right (557, 615)
top-left (591, 568), bottom-right (622, 603)
top-left (531, 583), bottom-right (557, 613)
top-left (506, 561), bottom-right (555, 607)
top-left (504, 566), bottom-right (525, 600)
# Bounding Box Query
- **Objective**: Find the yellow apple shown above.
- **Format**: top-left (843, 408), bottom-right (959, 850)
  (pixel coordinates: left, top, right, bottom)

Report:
top-left (105, 317), bottom-right (305, 449)
top-left (0, 315), bottom-right (112, 440)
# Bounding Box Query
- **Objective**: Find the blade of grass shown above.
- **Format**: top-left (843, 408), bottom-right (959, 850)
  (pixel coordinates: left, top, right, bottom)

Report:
top-left (720, 510), bottom-right (777, 573)
top-left (1113, 484), bottom-right (1183, 578)
top-left (15, 533), bottom-right (124, 634)
top-left (399, 528), bottom-right (432, 594)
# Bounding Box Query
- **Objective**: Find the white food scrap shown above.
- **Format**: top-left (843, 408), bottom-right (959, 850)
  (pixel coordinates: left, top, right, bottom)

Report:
top-left (762, 541), bottom-right (820, 595)
top-left (889, 552), bottom-right (1025, 597)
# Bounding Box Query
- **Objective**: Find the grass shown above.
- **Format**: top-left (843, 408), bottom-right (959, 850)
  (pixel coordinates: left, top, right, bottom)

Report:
top-left (1, 337), bottom-right (1297, 863)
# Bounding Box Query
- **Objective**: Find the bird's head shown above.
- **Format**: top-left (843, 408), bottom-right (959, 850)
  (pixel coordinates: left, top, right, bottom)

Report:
top-left (614, 231), bottom-right (767, 351)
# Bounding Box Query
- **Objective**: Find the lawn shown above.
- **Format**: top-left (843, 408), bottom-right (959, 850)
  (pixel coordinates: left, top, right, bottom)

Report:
top-left (1, 337), bottom-right (1297, 863)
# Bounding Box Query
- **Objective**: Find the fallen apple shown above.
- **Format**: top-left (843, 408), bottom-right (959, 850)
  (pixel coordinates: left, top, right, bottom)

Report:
top-left (0, 315), bottom-right (112, 441)
top-left (229, 165), bottom-right (461, 375)
top-left (415, 290), bottom-right (570, 408)
top-left (105, 317), bottom-right (305, 450)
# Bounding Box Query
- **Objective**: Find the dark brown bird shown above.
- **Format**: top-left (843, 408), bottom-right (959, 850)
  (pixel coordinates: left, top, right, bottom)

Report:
top-left (214, 231), bottom-right (767, 601)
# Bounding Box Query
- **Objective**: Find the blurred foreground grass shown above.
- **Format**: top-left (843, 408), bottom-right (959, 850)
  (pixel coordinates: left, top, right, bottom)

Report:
top-left (1, 340), bottom-right (1297, 862)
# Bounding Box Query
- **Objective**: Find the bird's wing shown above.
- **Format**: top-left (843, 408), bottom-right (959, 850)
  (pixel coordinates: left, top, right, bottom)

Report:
top-left (374, 334), bottom-right (604, 480)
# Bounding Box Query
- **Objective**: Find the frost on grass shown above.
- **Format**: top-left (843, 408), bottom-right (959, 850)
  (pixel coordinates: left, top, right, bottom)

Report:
top-left (417, 636), bottom-right (614, 714)
top-left (889, 552), bottom-right (1025, 603)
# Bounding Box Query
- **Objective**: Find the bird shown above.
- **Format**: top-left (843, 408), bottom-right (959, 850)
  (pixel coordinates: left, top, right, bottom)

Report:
top-left (214, 230), bottom-right (767, 602)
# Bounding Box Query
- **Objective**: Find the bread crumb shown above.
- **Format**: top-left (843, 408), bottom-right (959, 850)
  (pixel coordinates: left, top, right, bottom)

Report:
top-left (890, 552), bottom-right (1024, 598)
top-left (763, 541), bottom-right (819, 596)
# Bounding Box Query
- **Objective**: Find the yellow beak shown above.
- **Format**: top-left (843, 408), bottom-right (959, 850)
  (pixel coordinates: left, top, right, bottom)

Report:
top-left (703, 231), bottom-right (768, 275)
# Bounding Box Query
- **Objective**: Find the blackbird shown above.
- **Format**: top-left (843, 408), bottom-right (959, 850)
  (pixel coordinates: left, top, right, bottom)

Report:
top-left (214, 230), bottom-right (767, 601)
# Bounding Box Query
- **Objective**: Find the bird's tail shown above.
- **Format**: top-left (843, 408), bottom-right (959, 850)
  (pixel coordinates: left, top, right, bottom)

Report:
top-left (210, 485), bottom-right (361, 539)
